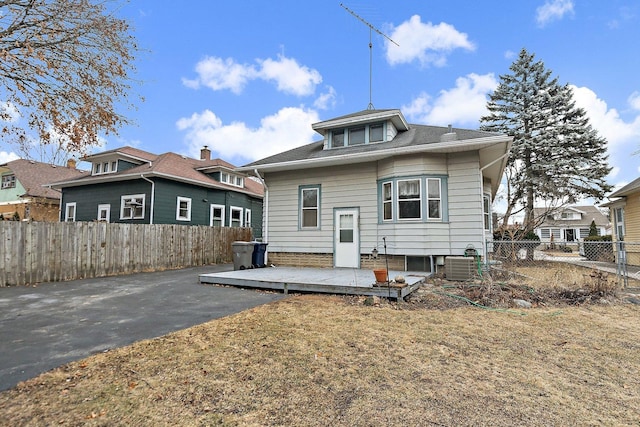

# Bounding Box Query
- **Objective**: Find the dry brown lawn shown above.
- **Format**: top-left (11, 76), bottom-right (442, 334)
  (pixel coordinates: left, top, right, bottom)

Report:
top-left (1, 279), bottom-right (639, 427)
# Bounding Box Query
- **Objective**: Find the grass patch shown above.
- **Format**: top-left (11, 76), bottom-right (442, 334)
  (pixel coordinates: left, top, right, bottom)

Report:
top-left (1, 292), bottom-right (639, 426)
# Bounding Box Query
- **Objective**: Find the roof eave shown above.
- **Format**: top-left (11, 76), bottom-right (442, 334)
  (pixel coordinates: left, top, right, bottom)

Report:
top-left (238, 135), bottom-right (512, 173)
top-left (50, 171), bottom-right (263, 198)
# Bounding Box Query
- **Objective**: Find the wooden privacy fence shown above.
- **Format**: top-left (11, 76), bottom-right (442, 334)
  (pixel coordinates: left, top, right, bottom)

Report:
top-left (0, 222), bottom-right (252, 287)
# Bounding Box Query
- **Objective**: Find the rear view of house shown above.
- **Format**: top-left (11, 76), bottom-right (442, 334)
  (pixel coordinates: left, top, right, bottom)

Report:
top-left (49, 146), bottom-right (264, 239)
top-left (240, 109), bottom-right (512, 273)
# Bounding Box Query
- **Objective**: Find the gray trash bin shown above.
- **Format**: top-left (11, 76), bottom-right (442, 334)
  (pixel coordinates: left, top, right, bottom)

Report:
top-left (232, 241), bottom-right (254, 270)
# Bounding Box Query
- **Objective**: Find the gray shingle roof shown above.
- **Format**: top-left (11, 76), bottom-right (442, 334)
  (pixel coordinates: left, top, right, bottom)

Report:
top-left (244, 124), bottom-right (501, 168)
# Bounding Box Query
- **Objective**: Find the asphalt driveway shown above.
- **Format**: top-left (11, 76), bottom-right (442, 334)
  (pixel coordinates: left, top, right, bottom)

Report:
top-left (0, 265), bottom-right (283, 391)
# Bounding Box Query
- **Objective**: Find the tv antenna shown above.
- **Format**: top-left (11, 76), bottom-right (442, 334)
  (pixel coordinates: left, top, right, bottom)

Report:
top-left (340, 3), bottom-right (399, 110)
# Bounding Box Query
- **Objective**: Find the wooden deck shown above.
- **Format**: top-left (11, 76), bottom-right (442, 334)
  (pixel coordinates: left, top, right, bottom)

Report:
top-left (199, 267), bottom-right (428, 300)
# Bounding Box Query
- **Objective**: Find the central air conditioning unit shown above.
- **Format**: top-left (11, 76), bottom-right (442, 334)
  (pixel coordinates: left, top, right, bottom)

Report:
top-left (445, 256), bottom-right (476, 281)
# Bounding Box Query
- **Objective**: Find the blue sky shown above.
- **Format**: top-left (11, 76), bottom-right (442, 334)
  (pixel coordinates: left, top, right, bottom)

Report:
top-left (2, 0), bottom-right (639, 197)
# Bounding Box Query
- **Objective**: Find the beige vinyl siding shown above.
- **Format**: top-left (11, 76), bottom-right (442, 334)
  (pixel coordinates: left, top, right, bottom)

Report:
top-left (265, 164), bottom-right (378, 253)
top-left (264, 150), bottom-right (485, 258)
top-left (446, 153), bottom-right (484, 252)
top-left (377, 153), bottom-right (447, 178)
top-left (377, 152), bottom-right (483, 256)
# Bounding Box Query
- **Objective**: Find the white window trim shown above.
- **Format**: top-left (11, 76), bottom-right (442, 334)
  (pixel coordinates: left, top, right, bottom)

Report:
top-left (230, 206), bottom-right (243, 227)
top-left (65, 202), bottom-right (76, 222)
top-left (176, 196), bottom-right (192, 222)
top-left (97, 204), bottom-right (110, 222)
top-left (1, 174), bottom-right (16, 189)
top-left (210, 204), bottom-right (225, 227)
top-left (482, 194), bottom-right (491, 231)
top-left (245, 208), bottom-right (252, 227)
top-left (120, 194), bottom-right (145, 220)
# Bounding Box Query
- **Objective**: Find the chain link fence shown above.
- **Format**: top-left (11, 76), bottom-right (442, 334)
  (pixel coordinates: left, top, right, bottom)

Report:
top-left (484, 240), bottom-right (640, 289)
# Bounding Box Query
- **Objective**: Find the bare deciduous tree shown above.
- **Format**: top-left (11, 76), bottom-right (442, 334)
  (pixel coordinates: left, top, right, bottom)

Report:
top-left (0, 0), bottom-right (140, 161)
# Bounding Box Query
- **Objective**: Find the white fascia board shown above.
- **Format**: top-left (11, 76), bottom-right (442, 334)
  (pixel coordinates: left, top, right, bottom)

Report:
top-left (239, 135), bottom-right (511, 173)
top-left (312, 110), bottom-right (408, 134)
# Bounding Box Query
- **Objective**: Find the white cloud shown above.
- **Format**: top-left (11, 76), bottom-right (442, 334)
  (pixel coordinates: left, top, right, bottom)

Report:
top-left (257, 55), bottom-right (322, 96)
top-left (181, 56), bottom-right (258, 94)
top-left (571, 85), bottom-right (640, 152)
top-left (176, 107), bottom-right (320, 163)
top-left (628, 91), bottom-right (640, 110)
top-left (403, 73), bottom-right (498, 126)
top-left (536, 0), bottom-right (575, 27)
top-left (571, 85), bottom-right (640, 189)
top-left (386, 15), bottom-right (475, 67)
top-left (183, 54), bottom-right (322, 97)
top-left (0, 150), bottom-right (19, 163)
top-left (314, 86), bottom-right (337, 110)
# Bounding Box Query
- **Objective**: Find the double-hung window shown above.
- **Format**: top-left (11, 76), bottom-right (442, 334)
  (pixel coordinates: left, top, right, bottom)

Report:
top-left (382, 181), bottom-right (393, 221)
top-left (483, 194), bottom-right (491, 231)
top-left (230, 206), bottom-right (243, 227)
top-left (379, 176), bottom-right (447, 223)
top-left (397, 179), bottom-right (421, 220)
top-left (65, 202), bottom-right (76, 222)
top-left (615, 207), bottom-right (624, 240)
top-left (176, 197), bottom-right (191, 221)
top-left (120, 194), bottom-right (145, 220)
top-left (300, 186), bottom-right (320, 228)
top-left (210, 204), bottom-right (225, 227)
top-left (245, 209), bottom-right (252, 228)
top-left (427, 178), bottom-right (441, 220)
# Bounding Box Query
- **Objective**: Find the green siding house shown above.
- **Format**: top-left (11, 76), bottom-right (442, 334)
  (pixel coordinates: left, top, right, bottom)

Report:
top-left (49, 146), bottom-right (264, 239)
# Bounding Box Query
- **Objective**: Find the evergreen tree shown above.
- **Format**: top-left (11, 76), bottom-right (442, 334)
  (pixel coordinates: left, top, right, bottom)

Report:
top-left (481, 49), bottom-right (612, 230)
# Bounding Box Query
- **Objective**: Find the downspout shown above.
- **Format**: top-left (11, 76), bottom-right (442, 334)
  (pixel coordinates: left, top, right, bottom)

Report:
top-left (140, 174), bottom-right (155, 225)
top-left (479, 151), bottom-right (510, 265)
top-left (254, 168), bottom-right (268, 264)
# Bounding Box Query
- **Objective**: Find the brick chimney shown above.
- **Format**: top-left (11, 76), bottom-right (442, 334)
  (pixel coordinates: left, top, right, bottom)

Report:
top-left (66, 158), bottom-right (77, 169)
top-left (200, 145), bottom-right (211, 160)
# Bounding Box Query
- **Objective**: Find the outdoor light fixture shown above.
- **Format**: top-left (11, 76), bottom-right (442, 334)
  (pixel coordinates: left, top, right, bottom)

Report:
top-left (371, 247), bottom-right (378, 259)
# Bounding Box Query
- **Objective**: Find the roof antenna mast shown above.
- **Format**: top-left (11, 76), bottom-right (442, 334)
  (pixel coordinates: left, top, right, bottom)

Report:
top-left (340, 3), bottom-right (399, 110)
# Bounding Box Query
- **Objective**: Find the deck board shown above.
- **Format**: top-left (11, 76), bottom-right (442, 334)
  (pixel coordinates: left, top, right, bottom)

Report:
top-left (199, 267), bottom-right (427, 300)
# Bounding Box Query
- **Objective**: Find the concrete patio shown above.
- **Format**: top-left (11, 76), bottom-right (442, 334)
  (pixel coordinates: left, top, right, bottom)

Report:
top-left (199, 267), bottom-right (429, 300)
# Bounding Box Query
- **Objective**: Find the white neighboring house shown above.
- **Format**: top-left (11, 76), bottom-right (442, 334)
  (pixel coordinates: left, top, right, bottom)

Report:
top-left (238, 109), bottom-right (512, 273)
top-left (533, 205), bottom-right (610, 244)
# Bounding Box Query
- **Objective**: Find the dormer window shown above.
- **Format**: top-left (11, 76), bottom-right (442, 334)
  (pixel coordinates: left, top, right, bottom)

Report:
top-left (219, 172), bottom-right (244, 188)
top-left (329, 122), bottom-right (385, 148)
top-left (93, 160), bottom-right (117, 175)
top-left (2, 174), bottom-right (16, 189)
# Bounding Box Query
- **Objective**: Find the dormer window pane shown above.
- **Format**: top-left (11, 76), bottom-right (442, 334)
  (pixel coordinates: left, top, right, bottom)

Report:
top-left (349, 127), bottom-right (365, 145)
top-left (221, 173), bottom-right (228, 183)
top-left (111, 161), bottom-right (117, 172)
top-left (332, 130), bottom-right (344, 148)
top-left (370, 123), bottom-right (383, 142)
top-left (95, 163), bottom-right (101, 174)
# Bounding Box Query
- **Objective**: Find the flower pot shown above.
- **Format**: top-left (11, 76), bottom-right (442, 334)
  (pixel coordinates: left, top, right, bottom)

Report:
top-left (373, 268), bottom-right (388, 283)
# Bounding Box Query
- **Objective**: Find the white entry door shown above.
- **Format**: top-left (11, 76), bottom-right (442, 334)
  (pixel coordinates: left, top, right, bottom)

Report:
top-left (334, 208), bottom-right (360, 268)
